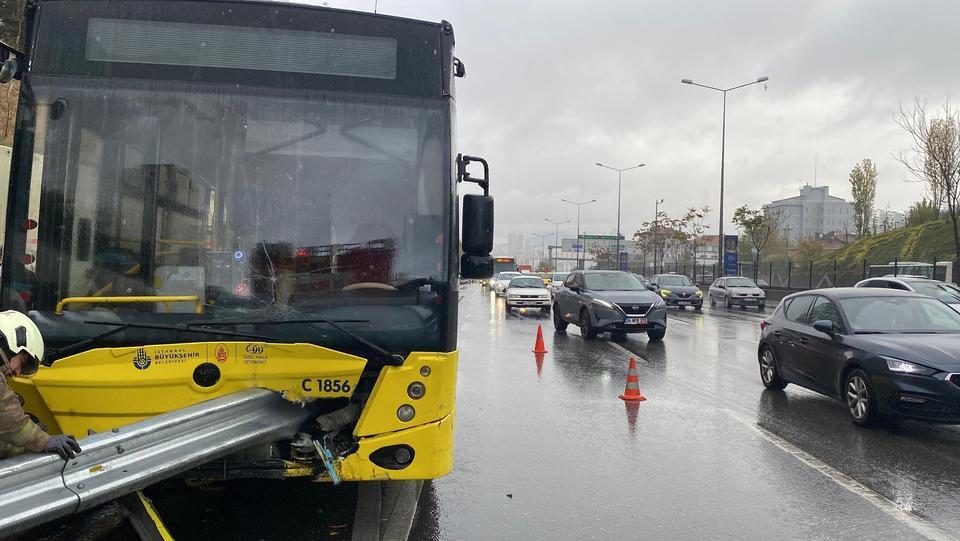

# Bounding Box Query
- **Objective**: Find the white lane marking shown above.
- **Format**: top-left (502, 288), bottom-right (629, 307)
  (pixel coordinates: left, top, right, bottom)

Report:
top-left (725, 409), bottom-right (956, 541)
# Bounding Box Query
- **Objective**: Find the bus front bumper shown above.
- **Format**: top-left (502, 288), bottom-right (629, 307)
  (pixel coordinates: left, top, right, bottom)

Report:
top-left (335, 409), bottom-right (455, 481)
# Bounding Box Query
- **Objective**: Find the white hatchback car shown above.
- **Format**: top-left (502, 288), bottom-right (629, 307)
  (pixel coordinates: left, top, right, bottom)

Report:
top-left (855, 276), bottom-right (960, 312)
top-left (493, 271), bottom-right (522, 296)
top-left (505, 276), bottom-right (552, 312)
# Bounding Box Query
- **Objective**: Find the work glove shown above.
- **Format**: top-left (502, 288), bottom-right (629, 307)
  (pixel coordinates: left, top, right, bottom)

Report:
top-left (44, 434), bottom-right (82, 460)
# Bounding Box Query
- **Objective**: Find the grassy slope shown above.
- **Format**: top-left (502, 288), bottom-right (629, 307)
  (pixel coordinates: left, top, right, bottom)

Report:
top-left (819, 220), bottom-right (956, 267)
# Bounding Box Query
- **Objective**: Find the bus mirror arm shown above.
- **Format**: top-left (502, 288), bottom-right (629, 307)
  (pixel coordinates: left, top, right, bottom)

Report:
top-left (457, 154), bottom-right (489, 196)
top-left (0, 40), bottom-right (25, 83)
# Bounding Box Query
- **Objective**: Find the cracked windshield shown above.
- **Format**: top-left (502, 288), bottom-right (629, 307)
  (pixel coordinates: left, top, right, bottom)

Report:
top-left (15, 77), bottom-right (447, 350)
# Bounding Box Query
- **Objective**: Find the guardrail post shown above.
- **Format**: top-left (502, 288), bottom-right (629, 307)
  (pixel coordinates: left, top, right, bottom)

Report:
top-left (833, 259), bottom-right (838, 286)
top-left (894, 257), bottom-right (899, 276)
top-left (787, 261), bottom-right (792, 288)
top-left (808, 261), bottom-right (813, 289)
top-left (862, 259), bottom-right (867, 280)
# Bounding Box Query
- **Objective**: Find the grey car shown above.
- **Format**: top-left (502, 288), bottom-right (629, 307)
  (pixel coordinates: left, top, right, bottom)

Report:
top-left (649, 273), bottom-right (703, 310)
top-left (708, 276), bottom-right (766, 309)
top-left (553, 270), bottom-right (667, 341)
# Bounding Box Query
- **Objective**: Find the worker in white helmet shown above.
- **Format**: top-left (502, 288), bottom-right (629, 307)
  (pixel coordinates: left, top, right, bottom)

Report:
top-left (0, 311), bottom-right (81, 460)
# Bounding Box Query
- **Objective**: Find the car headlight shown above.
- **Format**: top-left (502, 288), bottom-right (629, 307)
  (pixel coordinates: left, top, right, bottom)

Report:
top-left (659, 289), bottom-right (671, 297)
top-left (882, 356), bottom-right (938, 376)
top-left (652, 298), bottom-right (665, 308)
top-left (695, 290), bottom-right (703, 297)
top-left (592, 299), bottom-right (615, 309)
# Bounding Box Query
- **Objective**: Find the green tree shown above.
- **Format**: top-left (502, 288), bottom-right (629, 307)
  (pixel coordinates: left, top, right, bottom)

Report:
top-left (732, 205), bottom-right (785, 278)
top-left (849, 158), bottom-right (878, 237)
top-left (907, 198), bottom-right (940, 226)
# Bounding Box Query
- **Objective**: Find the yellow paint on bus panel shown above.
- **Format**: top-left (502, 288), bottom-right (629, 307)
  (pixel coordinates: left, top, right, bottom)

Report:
top-left (353, 351), bottom-right (457, 437)
top-left (21, 341), bottom-right (367, 435)
top-left (338, 410), bottom-right (455, 481)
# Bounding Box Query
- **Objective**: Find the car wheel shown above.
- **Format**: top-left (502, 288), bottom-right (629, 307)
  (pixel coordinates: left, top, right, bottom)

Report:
top-left (553, 305), bottom-right (568, 332)
top-left (647, 328), bottom-right (666, 341)
top-left (611, 331), bottom-right (627, 342)
top-left (726, 296), bottom-right (733, 309)
top-left (505, 303), bottom-right (512, 311)
top-left (579, 309), bottom-right (598, 340)
top-left (541, 306), bottom-right (551, 314)
top-left (759, 347), bottom-right (788, 390)
top-left (695, 304), bottom-right (702, 311)
top-left (845, 369), bottom-right (879, 427)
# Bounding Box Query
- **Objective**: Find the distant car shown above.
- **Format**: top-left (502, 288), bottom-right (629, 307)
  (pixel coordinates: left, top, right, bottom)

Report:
top-left (708, 276), bottom-right (766, 309)
top-left (548, 272), bottom-right (568, 297)
top-left (757, 279), bottom-right (769, 287)
top-left (505, 276), bottom-right (552, 312)
top-left (758, 288), bottom-right (960, 426)
top-left (854, 276), bottom-right (960, 312)
top-left (649, 273), bottom-right (703, 310)
top-left (553, 270), bottom-right (667, 341)
top-left (493, 271), bottom-right (522, 296)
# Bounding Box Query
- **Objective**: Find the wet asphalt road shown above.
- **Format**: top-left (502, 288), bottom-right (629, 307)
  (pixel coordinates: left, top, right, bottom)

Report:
top-left (411, 284), bottom-right (960, 540)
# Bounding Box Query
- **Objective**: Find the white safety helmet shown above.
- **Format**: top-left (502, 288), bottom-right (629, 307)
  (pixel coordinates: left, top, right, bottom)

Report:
top-left (0, 311), bottom-right (43, 376)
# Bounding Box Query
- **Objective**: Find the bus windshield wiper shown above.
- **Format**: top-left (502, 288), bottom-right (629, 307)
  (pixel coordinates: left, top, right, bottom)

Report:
top-left (185, 318), bottom-right (404, 367)
top-left (49, 321), bottom-right (276, 362)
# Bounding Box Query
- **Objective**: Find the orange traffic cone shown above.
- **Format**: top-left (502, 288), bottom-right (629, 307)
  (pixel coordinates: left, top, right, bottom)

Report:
top-left (619, 357), bottom-right (647, 401)
top-left (533, 324), bottom-right (548, 353)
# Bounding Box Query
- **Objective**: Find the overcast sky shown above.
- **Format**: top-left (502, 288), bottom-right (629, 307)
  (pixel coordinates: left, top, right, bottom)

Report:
top-left (324, 0), bottom-right (958, 246)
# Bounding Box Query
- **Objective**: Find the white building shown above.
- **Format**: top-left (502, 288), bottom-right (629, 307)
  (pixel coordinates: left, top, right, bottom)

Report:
top-left (873, 208), bottom-right (907, 233)
top-left (764, 185), bottom-right (854, 242)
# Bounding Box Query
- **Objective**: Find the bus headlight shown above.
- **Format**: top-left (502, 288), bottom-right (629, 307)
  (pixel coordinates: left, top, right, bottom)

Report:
top-left (397, 404), bottom-right (416, 422)
top-left (407, 382), bottom-right (426, 400)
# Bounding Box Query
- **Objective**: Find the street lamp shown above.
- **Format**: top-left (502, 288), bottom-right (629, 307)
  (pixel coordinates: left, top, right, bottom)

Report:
top-left (545, 218), bottom-right (571, 271)
top-left (681, 75), bottom-right (768, 276)
top-left (653, 198), bottom-right (664, 273)
top-left (561, 198), bottom-right (597, 270)
top-left (595, 162), bottom-right (645, 270)
top-left (532, 232), bottom-right (551, 269)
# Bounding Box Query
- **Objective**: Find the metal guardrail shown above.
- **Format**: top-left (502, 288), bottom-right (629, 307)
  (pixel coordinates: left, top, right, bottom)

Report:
top-left (0, 388), bottom-right (315, 537)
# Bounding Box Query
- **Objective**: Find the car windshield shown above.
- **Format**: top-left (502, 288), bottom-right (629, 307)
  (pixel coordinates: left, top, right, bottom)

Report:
top-left (726, 278), bottom-right (757, 287)
top-left (910, 282), bottom-right (960, 303)
top-left (498, 272), bottom-right (521, 281)
top-left (840, 296), bottom-right (960, 333)
top-left (509, 277), bottom-right (545, 288)
top-left (583, 272), bottom-right (646, 291)
top-left (658, 275), bottom-right (693, 287)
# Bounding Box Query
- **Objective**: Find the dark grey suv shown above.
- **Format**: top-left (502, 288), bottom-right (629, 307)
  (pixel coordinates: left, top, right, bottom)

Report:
top-left (553, 270), bottom-right (667, 341)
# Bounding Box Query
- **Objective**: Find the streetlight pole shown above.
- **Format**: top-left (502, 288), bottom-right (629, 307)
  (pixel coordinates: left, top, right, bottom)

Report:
top-left (596, 162), bottom-right (645, 270)
top-left (681, 76), bottom-right (768, 276)
top-left (532, 232), bottom-right (550, 269)
top-left (653, 198), bottom-right (664, 273)
top-left (545, 218), bottom-right (571, 271)
top-left (562, 198), bottom-right (597, 270)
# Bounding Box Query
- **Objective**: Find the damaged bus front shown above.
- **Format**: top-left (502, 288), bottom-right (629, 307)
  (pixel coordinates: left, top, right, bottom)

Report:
top-left (0, 0), bottom-right (493, 482)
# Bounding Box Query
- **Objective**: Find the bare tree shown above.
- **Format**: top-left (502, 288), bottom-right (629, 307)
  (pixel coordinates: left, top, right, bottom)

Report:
top-left (894, 99), bottom-right (960, 261)
top-left (732, 205), bottom-right (785, 279)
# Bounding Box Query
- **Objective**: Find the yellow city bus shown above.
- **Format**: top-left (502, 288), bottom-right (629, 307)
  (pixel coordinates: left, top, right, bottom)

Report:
top-left (0, 0), bottom-right (493, 482)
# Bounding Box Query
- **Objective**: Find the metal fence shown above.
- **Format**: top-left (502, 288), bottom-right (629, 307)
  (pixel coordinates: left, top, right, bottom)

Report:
top-left (634, 257), bottom-right (955, 288)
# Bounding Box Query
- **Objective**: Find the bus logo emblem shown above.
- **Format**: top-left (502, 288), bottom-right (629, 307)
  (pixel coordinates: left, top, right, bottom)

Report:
top-left (215, 344), bottom-right (229, 363)
top-left (132, 348), bottom-right (152, 370)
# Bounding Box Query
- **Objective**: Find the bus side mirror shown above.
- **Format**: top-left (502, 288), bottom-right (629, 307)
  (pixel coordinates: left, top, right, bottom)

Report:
top-left (460, 193), bottom-right (494, 279)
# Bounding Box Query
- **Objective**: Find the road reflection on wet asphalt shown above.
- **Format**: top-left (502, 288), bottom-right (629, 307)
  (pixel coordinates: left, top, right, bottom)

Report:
top-left (412, 284), bottom-right (959, 540)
